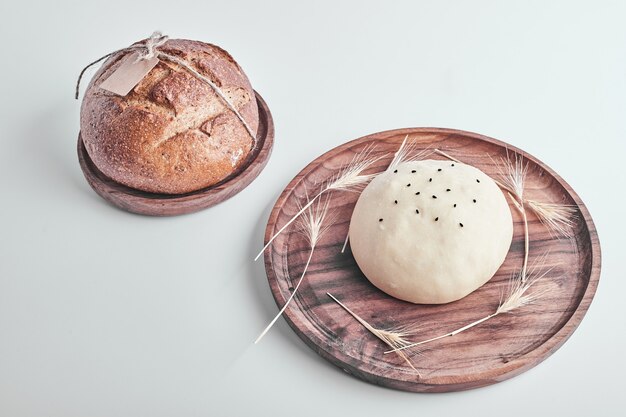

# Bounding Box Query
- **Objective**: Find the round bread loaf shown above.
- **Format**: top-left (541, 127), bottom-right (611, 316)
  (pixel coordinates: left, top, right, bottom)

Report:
top-left (80, 39), bottom-right (259, 194)
top-left (349, 160), bottom-right (513, 304)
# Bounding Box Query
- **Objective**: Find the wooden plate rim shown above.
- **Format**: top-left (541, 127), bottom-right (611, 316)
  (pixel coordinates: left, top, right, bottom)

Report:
top-left (263, 127), bottom-right (601, 392)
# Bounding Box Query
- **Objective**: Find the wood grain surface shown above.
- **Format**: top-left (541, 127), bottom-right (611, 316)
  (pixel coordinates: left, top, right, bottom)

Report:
top-left (263, 128), bottom-right (600, 392)
top-left (77, 91), bottom-right (274, 216)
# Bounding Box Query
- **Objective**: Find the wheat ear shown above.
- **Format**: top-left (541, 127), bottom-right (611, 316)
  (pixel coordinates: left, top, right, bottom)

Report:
top-left (435, 149), bottom-right (576, 238)
top-left (327, 293), bottom-right (419, 373)
top-left (388, 135), bottom-right (433, 172)
top-left (498, 153), bottom-right (530, 280)
top-left (254, 145), bottom-right (380, 261)
top-left (386, 263), bottom-right (551, 354)
top-left (339, 137), bottom-right (431, 254)
top-left (526, 200), bottom-right (577, 238)
top-left (255, 196), bottom-right (332, 343)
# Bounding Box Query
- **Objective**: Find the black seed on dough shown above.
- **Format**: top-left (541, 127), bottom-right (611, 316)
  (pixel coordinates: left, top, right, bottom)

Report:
top-left (415, 209), bottom-right (420, 214)
top-left (476, 179), bottom-right (480, 183)
top-left (429, 178), bottom-right (432, 182)
top-left (473, 199), bottom-right (477, 203)
top-left (415, 192), bottom-right (420, 195)
top-left (451, 163), bottom-right (455, 167)
top-left (453, 204), bottom-right (457, 207)
top-left (411, 170), bottom-right (416, 173)
top-left (432, 195), bottom-right (437, 199)
top-left (394, 200), bottom-right (398, 204)
top-left (394, 170), bottom-right (398, 173)
top-left (437, 168), bottom-right (442, 172)
top-left (446, 189), bottom-right (451, 192)
top-left (435, 217), bottom-right (439, 221)
top-left (459, 223), bottom-right (464, 227)
top-left (379, 218), bottom-right (383, 222)
top-left (407, 183), bottom-right (411, 187)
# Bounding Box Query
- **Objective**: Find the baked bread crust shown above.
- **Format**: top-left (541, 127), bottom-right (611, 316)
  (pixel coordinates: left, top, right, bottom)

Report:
top-left (80, 39), bottom-right (259, 194)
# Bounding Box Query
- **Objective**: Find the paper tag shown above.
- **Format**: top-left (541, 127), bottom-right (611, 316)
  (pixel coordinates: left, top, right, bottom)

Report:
top-left (99, 52), bottom-right (159, 96)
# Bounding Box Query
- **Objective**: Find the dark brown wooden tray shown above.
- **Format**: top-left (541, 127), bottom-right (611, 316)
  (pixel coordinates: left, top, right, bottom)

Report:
top-left (77, 91), bottom-right (274, 216)
top-left (263, 128), bottom-right (600, 392)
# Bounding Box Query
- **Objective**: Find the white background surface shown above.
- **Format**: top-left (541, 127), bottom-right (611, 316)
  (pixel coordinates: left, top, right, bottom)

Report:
top-left (1, 1), bottom-right (624, 416)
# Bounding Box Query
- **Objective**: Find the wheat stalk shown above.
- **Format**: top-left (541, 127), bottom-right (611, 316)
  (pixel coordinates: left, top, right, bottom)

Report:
top-left (498, 152), bottom-right (528, 201)
top-left (497, 153), bottom-right (530, 281)
top-left (433, 149), bottom-right (461, 164)
top-left (254, 145), bottom-right (380, 261)
top-left (526, 199), bottom-right (577, 238)
top-left (435, 149), bottom-right (532, 280)
top-left (435, 148), bottom-right (576, 238)
top-left (386, 262), bottom-right (552, 354)
top-left (508, 193), bottom-right (530, 280)
top-left (340, 232), bottom-right (350, 254)
top-left (326, 143), bottom-right (382, 193)
top-left (339, 136), bottom-right (431, 254)
top-left (387, 135), bottom-right (413, 172)
top-left (327, 292), bottom-right (420, 373)
top-left (255, 196), bottom-right (333, 344)
top-left (387, 135), bottom-right (433, 172)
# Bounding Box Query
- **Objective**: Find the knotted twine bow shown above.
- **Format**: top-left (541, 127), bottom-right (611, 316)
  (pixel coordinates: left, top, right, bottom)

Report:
top-left (75, 31), bottom-right (256, 144)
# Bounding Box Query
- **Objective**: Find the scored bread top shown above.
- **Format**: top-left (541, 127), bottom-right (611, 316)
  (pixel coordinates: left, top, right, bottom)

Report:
top-left (80, 39), bottom-right (259, 194)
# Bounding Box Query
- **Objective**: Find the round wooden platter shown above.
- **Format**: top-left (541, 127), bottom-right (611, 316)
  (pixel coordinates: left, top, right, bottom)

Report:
top-left (77, 91), bottom-right (274, 216)
top-left (263, 128), bottom-right (600, 392)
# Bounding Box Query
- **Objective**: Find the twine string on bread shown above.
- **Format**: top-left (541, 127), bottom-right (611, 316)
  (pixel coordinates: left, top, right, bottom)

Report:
top-left (75, 31), bottom-right (257, 145)
top-left (156, 51), bottom-right (257, 144)
top-left (135, 32), bottom-right (169, 62)
top-left (74, 44), bottom-right (145, 99)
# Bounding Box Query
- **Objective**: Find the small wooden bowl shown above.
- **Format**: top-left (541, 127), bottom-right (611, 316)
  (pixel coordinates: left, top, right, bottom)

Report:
top-left (77, 91), bottom-right (274, 216)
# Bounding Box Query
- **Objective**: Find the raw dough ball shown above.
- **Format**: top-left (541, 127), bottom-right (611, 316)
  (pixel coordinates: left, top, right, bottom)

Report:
top-left (349, 160), bottom-right (513, 304)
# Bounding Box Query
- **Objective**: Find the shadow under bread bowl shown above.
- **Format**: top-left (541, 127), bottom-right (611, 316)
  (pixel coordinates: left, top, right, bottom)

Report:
top-left (77, 37), bottom-right (273, 216)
